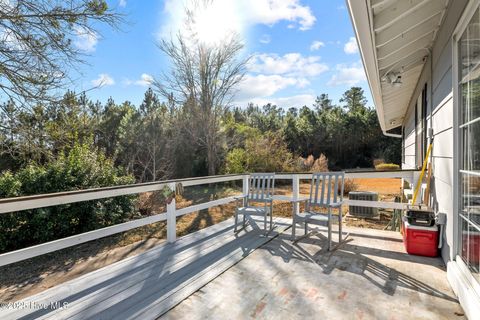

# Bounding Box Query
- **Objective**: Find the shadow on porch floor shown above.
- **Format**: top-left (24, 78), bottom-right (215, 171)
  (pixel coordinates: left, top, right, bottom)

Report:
top-left (165, 222), bottom-right (464, 320)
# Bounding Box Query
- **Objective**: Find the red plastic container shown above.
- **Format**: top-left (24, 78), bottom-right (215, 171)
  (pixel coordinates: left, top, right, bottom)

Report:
top-left (403, 220), bottom-right (439, 257)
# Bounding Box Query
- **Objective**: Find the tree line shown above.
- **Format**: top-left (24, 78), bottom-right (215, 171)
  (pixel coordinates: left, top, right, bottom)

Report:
top-left (0, 86), bottom-right (400, 183)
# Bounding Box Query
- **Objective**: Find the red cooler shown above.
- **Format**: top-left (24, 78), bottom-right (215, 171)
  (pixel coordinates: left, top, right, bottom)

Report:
top-left (403, 220), bottom-right (439, 257)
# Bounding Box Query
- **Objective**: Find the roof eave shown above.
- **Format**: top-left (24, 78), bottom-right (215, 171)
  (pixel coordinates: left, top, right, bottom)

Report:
top-left (346, 0), bottom-right (388, 134)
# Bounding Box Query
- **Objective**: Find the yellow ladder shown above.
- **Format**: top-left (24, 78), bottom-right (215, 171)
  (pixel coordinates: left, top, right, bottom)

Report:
top-left (412, 143), bottom-right (433, 205)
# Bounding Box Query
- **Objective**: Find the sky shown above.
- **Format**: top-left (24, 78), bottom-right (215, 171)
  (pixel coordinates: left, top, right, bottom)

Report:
top-left (73, 0), bottom-right (372, 109)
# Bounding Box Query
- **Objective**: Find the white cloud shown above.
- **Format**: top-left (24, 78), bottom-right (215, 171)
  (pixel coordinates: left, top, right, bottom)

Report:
top-left (73, 26), bottom-right (98, 53)
top-left (124, 73), bottom-right (154, 87)
top-left (236, 52), bottom-right (327, 104)
top-left (119, 0), bottom-right (127, 7)
top-left (274, 94), bottom-right (315, 107)
top-left (135, 73), bottom-right (154, 86)
top-left (259, 34), bottom-right (271, 44)
top-left (310, 40), bottom-right (325, 51)
top-left (344, 37), bottom-right (358, 54)
top-left (327, 63), bottom-right (366, 86)
top-left (248, 53), bottom-right (329, 77)
top-left (159, 0), bottom-right (316, 42)
top-left (237, 74), bottom-right (309, 100)
top-left (236, 94), bottom-right (315, 108)
top-left (242, 0), bottom-right (316, 30)
top-left (91, 74), bottom-right (115, 87)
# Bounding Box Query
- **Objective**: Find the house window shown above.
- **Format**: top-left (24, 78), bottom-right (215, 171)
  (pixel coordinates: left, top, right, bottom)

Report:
top-left (422, 84), bottom-right (428, 154)
top-left (415, 85), bottom-right (428, 168)
top-left (458, 7), bottom-right (480, 283)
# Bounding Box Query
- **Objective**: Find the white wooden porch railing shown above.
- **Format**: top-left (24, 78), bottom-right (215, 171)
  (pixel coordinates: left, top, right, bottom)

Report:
top-left (0, 170), bottom-right (419, 267)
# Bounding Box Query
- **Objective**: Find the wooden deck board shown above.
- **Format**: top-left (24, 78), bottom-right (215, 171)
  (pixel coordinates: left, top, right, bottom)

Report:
top-left (3, 219), bottom-right (236, 319)
top-left (113, 221), bottom-right (292, 320)
top-left (9, 217), bottom-right (237, 310)
top-left (2, 217), bottom-right (291, 320)
top-left (41, 221), bottom-right (252, 319)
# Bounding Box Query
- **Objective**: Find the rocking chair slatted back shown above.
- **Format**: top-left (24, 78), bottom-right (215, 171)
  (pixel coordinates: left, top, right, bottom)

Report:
top-left (307, 172), bottom-right (344, 211)
top-left (247, 173), bottom-right (275, 203)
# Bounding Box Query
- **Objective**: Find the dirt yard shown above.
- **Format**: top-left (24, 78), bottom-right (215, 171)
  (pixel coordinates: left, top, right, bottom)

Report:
top-left (0, 178), bottom-right (402, 302)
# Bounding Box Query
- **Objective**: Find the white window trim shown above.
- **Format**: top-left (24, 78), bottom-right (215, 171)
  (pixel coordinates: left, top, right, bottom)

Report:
top-left (456, 254), bottom-right (480, 298)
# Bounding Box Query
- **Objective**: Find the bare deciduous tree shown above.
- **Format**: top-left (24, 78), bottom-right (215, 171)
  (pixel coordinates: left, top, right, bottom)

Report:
top-left (154, 1), bottom-right (249, 176)
top-left (0, 0), bottom-right (121, 106)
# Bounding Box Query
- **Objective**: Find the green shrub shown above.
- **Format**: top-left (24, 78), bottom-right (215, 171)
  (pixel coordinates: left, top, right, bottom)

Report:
top-left (375, 163), bottom-right (400, 171)
top-left (224, 132), bottom-right (294, 173)
top-left (0, 143), bottom-right (136, 253)
top-left (225, 148), bottom-right (248, 174)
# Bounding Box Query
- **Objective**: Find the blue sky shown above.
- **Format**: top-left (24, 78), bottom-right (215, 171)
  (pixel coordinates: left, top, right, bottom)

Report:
top-left (74, 0), bottom-right (372, 108)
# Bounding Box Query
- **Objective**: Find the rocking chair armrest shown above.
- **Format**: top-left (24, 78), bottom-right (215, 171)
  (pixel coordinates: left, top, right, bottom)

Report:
top-left (234, 195), bottom-right (248, 208)
top-left (263, 197), bottom-right (274, 203)
top-left (329, 201), bottom-right (344, 208)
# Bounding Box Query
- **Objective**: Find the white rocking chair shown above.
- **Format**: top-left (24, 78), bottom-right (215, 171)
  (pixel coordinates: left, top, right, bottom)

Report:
top-left (234, 173), bottom-right (275, 234)
top-left (292, 172), bottom-right (345, 250)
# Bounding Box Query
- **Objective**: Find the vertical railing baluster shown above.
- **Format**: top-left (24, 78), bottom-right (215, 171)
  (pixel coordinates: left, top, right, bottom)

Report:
top-left (243, 174), bottom-right (249, 206)
top-left (167, 182), bottom-right (176, 243)
top-left (412, 171), bottom-right (422, 204)
top-left (243, 174), bottom-right (249, 195)
top-left (293, 174), bottom-right (300, 216)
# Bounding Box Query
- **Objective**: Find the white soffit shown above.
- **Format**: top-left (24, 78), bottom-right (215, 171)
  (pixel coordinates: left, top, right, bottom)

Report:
top-left (347, 0), bottom-right (449, 133)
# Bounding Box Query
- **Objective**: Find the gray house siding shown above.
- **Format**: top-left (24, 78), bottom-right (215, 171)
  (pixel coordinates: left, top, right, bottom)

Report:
top-left (401, 0), bottom-right (468, 264)
top-left (403, 105), bottom-right (416, 169)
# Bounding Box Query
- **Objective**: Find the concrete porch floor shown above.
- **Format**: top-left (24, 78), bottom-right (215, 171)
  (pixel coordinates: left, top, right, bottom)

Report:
top-left (164, 223), bottom-right (464, 320)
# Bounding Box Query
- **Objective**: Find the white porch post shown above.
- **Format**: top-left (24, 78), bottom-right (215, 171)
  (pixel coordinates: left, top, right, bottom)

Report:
top-left (242, 174), bottom-right (249, 196)
top-left (167, 182), bottom-right (176, 243)
top-left (412, 171), bottom-right (422, 205)
top-left (293, 174), bottom-right (300, 215)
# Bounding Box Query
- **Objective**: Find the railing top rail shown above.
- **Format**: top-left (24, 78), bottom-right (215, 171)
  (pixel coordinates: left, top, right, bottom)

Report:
top-left (272, 169), bottom-right (418, 174)
top-left (345, 169), bottom-right (418, 173)
top-left (273, 170), bottom-right (417, 180)
top-left (0, 174), bottom-right (246, 214)
top-left (0, 170), bottom-right (418, 214)
top-left (0, 173), bottom-right (246, 205)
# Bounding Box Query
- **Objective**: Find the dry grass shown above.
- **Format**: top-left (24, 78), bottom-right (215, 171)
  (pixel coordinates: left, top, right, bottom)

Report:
top-left (352, 178), bottom-right (401, 197)
top-left (375, 163), bottom-right (400, 170)
top-left (0, 178), bottom-right (402, 301)
top-left (342, 178), bottom-right (359, 195)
